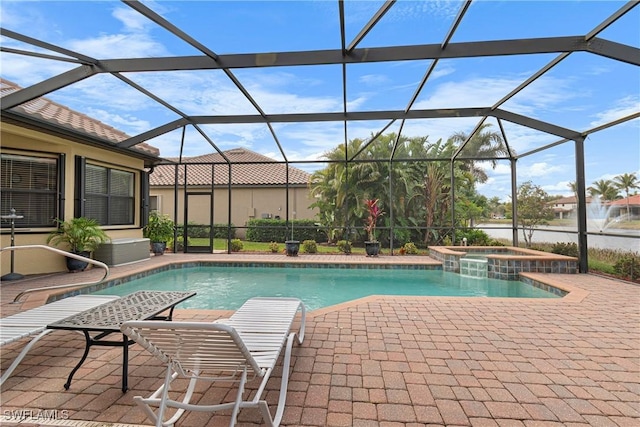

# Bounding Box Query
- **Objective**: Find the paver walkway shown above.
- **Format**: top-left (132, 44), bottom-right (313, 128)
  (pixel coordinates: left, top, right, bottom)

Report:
top-left (1, 253), bottom-right (638, 426)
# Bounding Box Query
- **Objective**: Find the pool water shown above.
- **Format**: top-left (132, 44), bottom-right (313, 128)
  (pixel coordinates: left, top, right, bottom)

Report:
top-left (93, 266), bottom-right (559, 310)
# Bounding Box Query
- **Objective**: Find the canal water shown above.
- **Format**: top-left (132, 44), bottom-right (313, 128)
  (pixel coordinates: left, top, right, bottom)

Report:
top-left (476, 224), bottom-right (640, 251)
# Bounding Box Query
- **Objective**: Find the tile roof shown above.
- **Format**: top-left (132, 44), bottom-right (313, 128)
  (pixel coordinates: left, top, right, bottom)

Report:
top-left (150, 148), bottom-right (311, 186)
top-left (551, 196), bottom-right (593, 205)
top-left (1, 78), bottom-right (159, 156)
top-left (609, 194), bottom-right (640, 206)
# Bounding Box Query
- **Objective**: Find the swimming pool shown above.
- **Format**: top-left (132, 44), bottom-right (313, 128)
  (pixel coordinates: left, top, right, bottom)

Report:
top-left (92, 265), bottom-right (560, 310)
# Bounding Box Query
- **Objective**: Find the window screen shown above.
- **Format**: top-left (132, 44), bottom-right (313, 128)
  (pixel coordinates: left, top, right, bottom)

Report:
top-left (1, 153), bottom-right (58, 227)
top-left (84, 164), bottom-right (134, 225)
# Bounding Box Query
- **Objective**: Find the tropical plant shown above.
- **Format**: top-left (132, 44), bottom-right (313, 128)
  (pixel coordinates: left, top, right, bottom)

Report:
top-left (516, 181), bottom-right (555, 247)
top-left (268, 241), bottom-right (280, 253)
top-left (363, 199), bottom-right (385, 242)
top-left (588, 179), bottom-right (619, 202)
top-left (301, 240), bottom-right (318, 253)
top-left (230, 238), bottom-right (243, 252)
top-left (613, 172), bottom-right (639, 218)
top-left (308, 130), bottom-right (503, 246)
top-left (568, 181), bottom-right (578, 200)
top-left (47, 217), bottom-right (110, 253)
top-left (403, 242), bottom-right (418, 254)
top-left (143, 211), bottom-right (175, 243)
top-left (551, 242), bottom-right (579, 257)
top-left (614, 252), bottom-right (639, 281)
top-left (449, 123), bottom-right (509, 183)
top-left (337, 240), bottom-right (351, 254)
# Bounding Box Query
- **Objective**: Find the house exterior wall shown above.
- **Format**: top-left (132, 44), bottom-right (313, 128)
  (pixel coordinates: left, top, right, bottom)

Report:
top-left (150, 185), bottom-right (317, 239)
top-left (1, 123), bottom-right (147, 275)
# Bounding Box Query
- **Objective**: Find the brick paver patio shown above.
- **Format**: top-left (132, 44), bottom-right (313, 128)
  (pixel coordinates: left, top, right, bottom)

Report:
top-left (1, 253), bottom-right (638, 426)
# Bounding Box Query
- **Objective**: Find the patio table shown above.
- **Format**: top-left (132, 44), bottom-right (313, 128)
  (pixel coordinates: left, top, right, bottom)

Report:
top-left (47, 290), bottom-right (196, 392)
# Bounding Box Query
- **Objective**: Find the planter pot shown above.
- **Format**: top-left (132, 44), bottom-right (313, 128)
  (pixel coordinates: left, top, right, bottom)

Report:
top-left (285, 240), bottom-right (300, 257)
top-left (66, 251), bottom-right (91, 272)
top-left (151, 242), bottom-right (167, 255)
top-left (364, 241), bottom-right (381, 257)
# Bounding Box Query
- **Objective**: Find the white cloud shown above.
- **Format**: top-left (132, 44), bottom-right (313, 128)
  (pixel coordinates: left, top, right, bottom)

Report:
top-left (542, 181), bottom-right (574, 196)
top-left (112, 6), bottom-right (153, 33)
top-left (520, 162), bottom-right (565, 178)
top-left (589, 95), bottom-right (640, 128)
top-left (430, 66), bottom-right (455, 80)
top-left (359, 74), bottom-right (390, 86)
top-left (67, 33), bottom-right (168, 59)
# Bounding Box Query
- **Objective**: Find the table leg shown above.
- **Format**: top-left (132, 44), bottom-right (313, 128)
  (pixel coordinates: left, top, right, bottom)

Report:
top-left (122, 334), bottom-right (128, 392)
top-left (64, 331), bottom-right (91, 390)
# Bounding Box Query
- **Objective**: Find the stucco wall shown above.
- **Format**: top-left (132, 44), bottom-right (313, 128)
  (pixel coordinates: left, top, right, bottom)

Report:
top-left (1, 123), bottom-right (146, 275)
top-left (151, 186), bottom-right (316, 238)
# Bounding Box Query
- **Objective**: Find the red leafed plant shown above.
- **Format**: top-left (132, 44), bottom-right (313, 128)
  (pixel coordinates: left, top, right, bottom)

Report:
top-left (363, 198), bottom-right (385, 242)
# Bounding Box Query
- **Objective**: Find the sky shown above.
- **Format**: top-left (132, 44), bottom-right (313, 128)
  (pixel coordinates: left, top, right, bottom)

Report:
top-left (1, 0), bottom-right (638, 202)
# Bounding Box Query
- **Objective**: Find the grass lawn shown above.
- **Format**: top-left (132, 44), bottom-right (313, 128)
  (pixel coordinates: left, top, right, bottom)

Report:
top-left (188, 238), bottom-right (368, 254)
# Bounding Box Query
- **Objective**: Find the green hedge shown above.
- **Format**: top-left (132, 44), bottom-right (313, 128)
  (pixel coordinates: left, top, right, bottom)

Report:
top-left (245, 219), bottom-right (324, 242)
top-left (176, 223), bottom-right (236, 239)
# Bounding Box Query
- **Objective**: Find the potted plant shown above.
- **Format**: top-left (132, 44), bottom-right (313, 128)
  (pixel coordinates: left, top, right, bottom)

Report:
top-left (363, 198), bottom-right (385, 257)
top-left (285, 215), bottom-right (300, 256)
top-left (143, 211), bottom-right (175, 255)
top-left (47, 217), bottom-right (110, 272)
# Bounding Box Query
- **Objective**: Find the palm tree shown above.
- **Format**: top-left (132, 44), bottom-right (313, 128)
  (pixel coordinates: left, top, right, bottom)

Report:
top-left (588, 179), bottom-right (620, 202)
top-left (449, 123), bottom-right (510, 183)
top-left (613, 172), bottom-right (639, 218)
top-left (568, 181), bottom-right (578, 200)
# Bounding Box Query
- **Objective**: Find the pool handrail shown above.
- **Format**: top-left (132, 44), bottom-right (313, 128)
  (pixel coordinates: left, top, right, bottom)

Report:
top-left (0, 245), bottom-right (110, 303)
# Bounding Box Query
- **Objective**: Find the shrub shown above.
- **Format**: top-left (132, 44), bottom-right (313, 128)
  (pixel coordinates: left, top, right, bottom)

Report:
top-left (614, 253), bottom-right (640, 281)
top-left (230, 239), bottom-right (243, 252)
top-left (176, 223), bottom-right (236, 239)
top-left (403, 242), bottom-right (418, 254)
top-left (302, 240), bottom-right (318, 253)
top-left (268, 241), bottom-right (280, 253)
top-left (457, 229), bottom-right (491, 246)
top-left (337, 240), bottom-right (351, 254)
top-left (245, 219), bottom-right (323, 242)
top-left (185, 222), bottom-right (210, 238)
top-left (212, 224), bottom-right (236, 239)
top-left (551, 242), bottom-right (579, 257)
top-left (168, 235), bottom-right (191, 252)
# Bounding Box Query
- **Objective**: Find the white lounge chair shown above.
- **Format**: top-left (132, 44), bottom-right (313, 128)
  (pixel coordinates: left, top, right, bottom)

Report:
top-left (121, 297), bottom-right (306, 427)
top-left (1, 294), bottom-right (120, 386)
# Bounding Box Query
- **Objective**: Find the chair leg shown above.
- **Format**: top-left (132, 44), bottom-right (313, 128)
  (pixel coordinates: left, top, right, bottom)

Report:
top-left (253, 331), bottom-right (299, 427)
top-left (1, 330), bottom-right (52, 386)
top-left (272, 332), bottom-right (298, 426)
top-left (229, 367), bottom-right (248, 427)
top-left (155, 364), bottom-right (174, 427)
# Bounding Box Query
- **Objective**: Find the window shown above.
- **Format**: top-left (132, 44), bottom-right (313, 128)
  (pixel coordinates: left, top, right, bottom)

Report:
top-left (1, 153), bottom-right (59, 227)
top-left (149, 195), bottom-right (159, 212)
top-left (83, 163), bottom-right (135, 225)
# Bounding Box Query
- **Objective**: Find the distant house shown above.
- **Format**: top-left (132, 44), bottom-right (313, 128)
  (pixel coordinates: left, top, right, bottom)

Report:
top-left (149, 148), bottom-right (316, 239)
top-left (608, 194), bottom-right (640, 220)
top-left (550, 196), bottom-right (592, 219)
top-left (1, 79), bottom-right (160, 274)
top-left (550, 194), bottom-right (640, 222)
